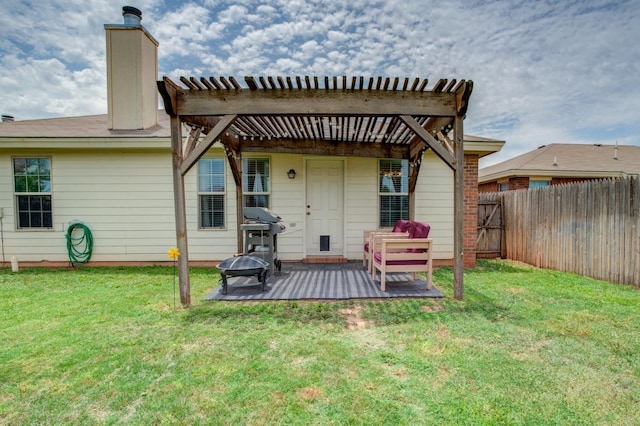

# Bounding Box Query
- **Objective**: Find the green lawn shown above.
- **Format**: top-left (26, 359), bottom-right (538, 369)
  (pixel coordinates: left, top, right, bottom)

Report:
top-left (1, 260), bottom-right (638, 425)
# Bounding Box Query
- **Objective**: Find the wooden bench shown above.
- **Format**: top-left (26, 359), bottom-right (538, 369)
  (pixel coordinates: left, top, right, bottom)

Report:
top-left (362, 219), bottom-right (411, 273)
top-left (370, 221), bottom-right (432, 291)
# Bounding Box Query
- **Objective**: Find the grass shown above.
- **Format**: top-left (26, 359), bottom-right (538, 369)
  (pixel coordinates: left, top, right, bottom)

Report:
top-left (1, 260), bottom-right (639, 425)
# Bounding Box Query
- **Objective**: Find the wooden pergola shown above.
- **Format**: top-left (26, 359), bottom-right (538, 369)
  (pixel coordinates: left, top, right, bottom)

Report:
top-left (157, 75), bottom-right (473, 306)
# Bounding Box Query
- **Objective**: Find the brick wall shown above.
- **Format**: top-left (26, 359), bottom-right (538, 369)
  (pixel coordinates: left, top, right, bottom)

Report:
top-left (551, 177), bottom-right (600, 185)
top-left (508, 176), bottom-right (529, 190)
top-left (464, 154), bottom-right (478, 268)
top-left (478, 181), bottom-right (499, 193)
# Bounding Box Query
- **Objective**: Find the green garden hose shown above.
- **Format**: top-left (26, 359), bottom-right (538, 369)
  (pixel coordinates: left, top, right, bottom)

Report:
top-left (66, 222), bottom-right (93, 266)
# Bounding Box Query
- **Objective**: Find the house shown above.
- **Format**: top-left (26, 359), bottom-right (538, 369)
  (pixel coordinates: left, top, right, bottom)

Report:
top-left (479, 143), bottom-right (640, 192)
top-left (0, 7), bottom-right (504, 283)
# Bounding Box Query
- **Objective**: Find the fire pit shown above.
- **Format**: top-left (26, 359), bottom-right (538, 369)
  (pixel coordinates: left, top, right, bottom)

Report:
top-left (216, 255), bottom-right (269, 295)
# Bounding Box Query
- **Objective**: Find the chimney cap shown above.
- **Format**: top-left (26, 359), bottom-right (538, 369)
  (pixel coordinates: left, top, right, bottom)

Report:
top-left (122, 6), bottom-right (142, 18)
top-left (122, 6), bottom-right (142, 26)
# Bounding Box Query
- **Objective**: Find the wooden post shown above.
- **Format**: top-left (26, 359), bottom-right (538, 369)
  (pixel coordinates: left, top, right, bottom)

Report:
top-left (235, 155), bottom-right (244, 254)
top-left (408, 158), bottom-right (415, 221)
top-left (453, 116), bottom-right (464, 300)
top-left (223, 144), bottom-right (244, 255)
top-left (170, 116), bottom-right (191, 306)
top-left (408, 190), bottom-right (415, 221)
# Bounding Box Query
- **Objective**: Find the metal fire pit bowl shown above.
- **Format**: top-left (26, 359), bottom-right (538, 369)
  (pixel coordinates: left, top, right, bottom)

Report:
top-left (215, 255), bottom-right (269, 295)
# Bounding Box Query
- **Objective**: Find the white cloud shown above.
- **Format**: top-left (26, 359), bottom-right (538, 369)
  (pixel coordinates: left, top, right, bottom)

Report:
top-left (1, 0), bottom-right (639, 167)
top-left (218, 4), bottom-right (249, 24)
top-left (0, 55), bottom-right (105, 118)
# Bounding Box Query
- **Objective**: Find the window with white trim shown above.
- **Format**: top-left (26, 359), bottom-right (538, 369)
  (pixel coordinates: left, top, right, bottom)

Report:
top-left (529, 180), bottom-right (550, 189)
top-left (379, 159), bottom-right (409, 227)
top-left (243, 158), bottom-right (270, 208)
top-left (198, 158), bottom-right (225, 229)
top-left (13, 157), bottom-right (52, 229)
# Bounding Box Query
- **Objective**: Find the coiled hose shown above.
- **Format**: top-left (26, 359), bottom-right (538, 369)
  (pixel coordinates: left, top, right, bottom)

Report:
top-left (66, 222), bottom-right (93, 266)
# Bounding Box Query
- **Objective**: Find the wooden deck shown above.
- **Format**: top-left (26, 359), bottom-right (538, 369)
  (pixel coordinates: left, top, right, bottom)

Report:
top-left (205, 261), bottom-right (443, 301)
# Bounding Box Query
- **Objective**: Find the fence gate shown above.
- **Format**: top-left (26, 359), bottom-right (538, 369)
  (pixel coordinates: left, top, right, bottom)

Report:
top-left (476, 199), bottom-right (504, 259)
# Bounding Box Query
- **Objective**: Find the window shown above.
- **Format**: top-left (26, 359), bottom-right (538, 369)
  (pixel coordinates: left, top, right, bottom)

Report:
top-left (198, 158), bottom-right (225, 229)
top-left (13, 157), bottom-right (52, 229)
top-left (379, 159), bottom-right (409, 227)
top-left (529, 180), bottom-right (550, 189)
top-left (243, 158), bottom-right (270, 208)
top-left (498, 182), bottom-right (509, 192)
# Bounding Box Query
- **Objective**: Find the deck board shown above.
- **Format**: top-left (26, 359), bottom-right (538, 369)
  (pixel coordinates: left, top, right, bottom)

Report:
top-left (205, 262), bottom-right (444, 301)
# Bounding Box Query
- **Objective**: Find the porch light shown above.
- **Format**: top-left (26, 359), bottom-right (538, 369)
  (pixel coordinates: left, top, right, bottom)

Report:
top-left (287, 169), bottom-right (296, 179)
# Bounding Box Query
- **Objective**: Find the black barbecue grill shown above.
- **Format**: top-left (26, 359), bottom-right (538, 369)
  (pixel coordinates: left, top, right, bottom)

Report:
top-left (240, 207), bottom-right (285, 276)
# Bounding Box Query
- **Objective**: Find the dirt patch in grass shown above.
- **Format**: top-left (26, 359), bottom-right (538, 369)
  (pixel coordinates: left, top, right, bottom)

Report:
top-left (297, 387), bottom-right (323, 401)
top-left (340, 305), bottom-right (374, 330)
top-left (420, 304), bottom-right (444, 313)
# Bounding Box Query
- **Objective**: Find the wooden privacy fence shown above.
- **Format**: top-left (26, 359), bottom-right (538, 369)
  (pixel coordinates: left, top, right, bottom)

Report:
top-left (479, 177), bottom-right (640, 287)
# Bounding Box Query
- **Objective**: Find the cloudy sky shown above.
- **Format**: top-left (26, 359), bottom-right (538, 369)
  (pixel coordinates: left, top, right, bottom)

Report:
top-left (1, 0), bottom-right (639, 166)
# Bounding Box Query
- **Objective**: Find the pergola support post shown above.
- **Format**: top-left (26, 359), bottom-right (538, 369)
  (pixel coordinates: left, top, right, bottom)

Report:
top-left (453, 115), bottom-right (465, 300)
top-left (233, 154), bottom-right (244, 255)
top-left (171, 116), bottom-right (191, 306)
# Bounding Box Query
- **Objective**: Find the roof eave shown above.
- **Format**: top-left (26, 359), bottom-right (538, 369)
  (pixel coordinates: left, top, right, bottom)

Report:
top-left (463, 139), bottom-right (505, 158)
top-left (0, 137), bottom-right (170, 150)
top-left (479, 168), bottom-right (635, 183)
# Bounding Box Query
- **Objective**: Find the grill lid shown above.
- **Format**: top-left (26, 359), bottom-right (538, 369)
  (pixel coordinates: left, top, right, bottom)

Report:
top-left (243, 207), bottom-right (282, 223)
top-left (216, 255), bottom-right (269, 272)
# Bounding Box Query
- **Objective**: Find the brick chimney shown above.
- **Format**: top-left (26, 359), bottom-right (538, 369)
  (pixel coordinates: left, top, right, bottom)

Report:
top-left (104, 6), bottom-right (158, 130)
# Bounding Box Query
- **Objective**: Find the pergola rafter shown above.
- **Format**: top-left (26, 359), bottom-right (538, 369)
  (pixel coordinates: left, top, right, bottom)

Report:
top-left (157, 75), bottom-right (473, 306)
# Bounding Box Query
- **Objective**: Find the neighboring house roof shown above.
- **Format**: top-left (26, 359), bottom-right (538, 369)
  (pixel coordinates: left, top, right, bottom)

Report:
top-left (479, 143), bottom-right (640, 183)
top-left (0, 113), bottom-right (504, 155)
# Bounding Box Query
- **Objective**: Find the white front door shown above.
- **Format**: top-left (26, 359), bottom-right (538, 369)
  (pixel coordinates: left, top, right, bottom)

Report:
top-left (305, 159), bottom-right (344, 256)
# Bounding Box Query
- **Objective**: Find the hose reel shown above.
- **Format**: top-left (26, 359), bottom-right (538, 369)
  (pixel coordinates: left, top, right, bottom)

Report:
top-left (66, 222), bottom-right (93, 266)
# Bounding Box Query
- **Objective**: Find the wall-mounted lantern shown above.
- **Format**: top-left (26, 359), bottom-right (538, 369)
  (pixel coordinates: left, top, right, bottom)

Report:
top-left (287, 169), bottom-right (296, 179)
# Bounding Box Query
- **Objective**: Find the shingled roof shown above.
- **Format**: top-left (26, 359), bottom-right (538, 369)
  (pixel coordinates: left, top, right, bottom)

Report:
top-left (479, 143), bottom-right (640, 182)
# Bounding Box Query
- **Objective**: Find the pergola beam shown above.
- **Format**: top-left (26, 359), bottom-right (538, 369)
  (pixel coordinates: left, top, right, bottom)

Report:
top-left (399, 115), bottom-right (456, 170)
top-left (239, 138), bottom-right (410, 159)
top-left (180, 114), bottom-right (237, 175)
top-left (157, 77), bottom-right (180, 116)
top-left (176, 90), bottom-right (458, 117)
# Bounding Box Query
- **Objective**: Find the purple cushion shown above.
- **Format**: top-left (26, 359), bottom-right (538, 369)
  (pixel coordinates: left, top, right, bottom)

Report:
top-left (408, 221), bottom-right (430, 239)
top-left (407, 221), bottom-right (430, 253)
top-left (364, 242), bottom-right (370, 252)
top-left (373, 252), bottom-right (425, 265)
top-left (392, 219), bottom-right (412, 233)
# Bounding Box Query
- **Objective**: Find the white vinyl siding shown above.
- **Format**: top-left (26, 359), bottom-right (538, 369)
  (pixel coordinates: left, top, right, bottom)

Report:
top-left (345, 157), bottom-right (378, 258)
top-left (414, 151), bottom-right (454, 258)
top-left (0, 148), bottom-right (456, 263)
